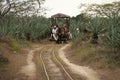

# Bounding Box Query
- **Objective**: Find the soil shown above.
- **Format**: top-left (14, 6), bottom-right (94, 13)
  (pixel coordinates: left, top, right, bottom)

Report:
top-left (0, 42), bottom-right (120, 80)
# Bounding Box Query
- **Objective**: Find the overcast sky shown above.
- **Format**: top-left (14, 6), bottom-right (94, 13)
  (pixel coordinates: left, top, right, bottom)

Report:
top-left (42, 0), bottom-right (120, 17)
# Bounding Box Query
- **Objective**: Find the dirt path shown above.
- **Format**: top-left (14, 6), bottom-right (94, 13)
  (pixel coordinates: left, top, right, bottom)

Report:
top-left (14, 43), bottom-right (100, 80)
top-left (19, 48), bottom-right (41, 80)
top-left (20, 50), bottom-right (36, 80)
top-left (58, 44), bottom-right (100, 80)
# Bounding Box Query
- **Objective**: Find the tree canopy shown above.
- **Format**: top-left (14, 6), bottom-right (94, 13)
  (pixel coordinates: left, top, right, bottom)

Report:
top-left (0, 0), bottom-right (45, 17)
top-left (80, 1), bottom-right (120, 18)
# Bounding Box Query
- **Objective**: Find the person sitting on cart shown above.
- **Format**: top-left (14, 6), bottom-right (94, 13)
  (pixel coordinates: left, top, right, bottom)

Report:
top-left (62, 24), bottom-right (72, 40)
top-left (51, 24), bottom-right (59, 41)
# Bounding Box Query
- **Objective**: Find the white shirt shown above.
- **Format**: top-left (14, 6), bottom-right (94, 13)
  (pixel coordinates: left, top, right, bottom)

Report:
top-left (52, 28), bottom-right (58, 34)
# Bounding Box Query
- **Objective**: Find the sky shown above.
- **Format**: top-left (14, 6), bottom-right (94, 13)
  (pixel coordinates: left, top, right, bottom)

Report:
top-left (42, 0), bottom-right (120, 17)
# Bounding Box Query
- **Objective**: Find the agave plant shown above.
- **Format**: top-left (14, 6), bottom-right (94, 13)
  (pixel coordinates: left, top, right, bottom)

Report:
top-left (88, 16), bottom-right (103, 44)
top-left (107, 12), bottom-right (120, 52)
top-left (0, 15), bottom-right (51, 41)
top-left (0, 18), bottom-right (11, 37)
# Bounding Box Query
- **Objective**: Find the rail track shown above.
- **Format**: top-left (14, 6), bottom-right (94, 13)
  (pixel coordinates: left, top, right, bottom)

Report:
top-left (39, 48), bottom-right (74, 80)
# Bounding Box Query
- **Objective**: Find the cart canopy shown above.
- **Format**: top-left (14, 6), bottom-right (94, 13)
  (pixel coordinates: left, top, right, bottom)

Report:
top-left (51, 13), bottom-right (70, 18)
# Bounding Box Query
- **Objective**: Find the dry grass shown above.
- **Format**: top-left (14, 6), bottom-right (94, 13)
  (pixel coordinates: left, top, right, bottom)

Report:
top-left (67, 40), bottom-right (120, 69)
top-left (0, 36), bottom-right (20, 52)
top-left (0, 40), bottom-right (29, 80)
top-left (65, 40), bottom-right (120, 80)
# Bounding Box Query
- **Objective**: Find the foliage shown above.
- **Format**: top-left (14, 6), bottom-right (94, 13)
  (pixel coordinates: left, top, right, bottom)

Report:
top-left (70, 13), bottom-right (89, 39)
top-left (83, 1), bottom-right (120, 17)
top-left (107, 12), bottom-right (120, 51)
top-left (0, 15), bottom-right (51, 41)
top-left (87, 16), bottom-right (106, 43)
top-left (77, 1), bottom-right (120, 45)
top-left (0, 0), bottom-right (45, 17)
top-left (88, 16), bottom-right (101, 35)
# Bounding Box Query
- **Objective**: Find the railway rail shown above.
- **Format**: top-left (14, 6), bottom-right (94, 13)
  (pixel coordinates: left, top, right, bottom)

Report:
top-left (39, 48), bottom-right (74, 80)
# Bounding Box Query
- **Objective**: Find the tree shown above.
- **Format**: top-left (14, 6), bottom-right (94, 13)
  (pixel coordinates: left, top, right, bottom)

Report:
top-left (83, 1), bottom-right (120, 18)
top-left (0, 0), bottom-right (11, 17)
top-left (0, 0), bottom-right (45, 17)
